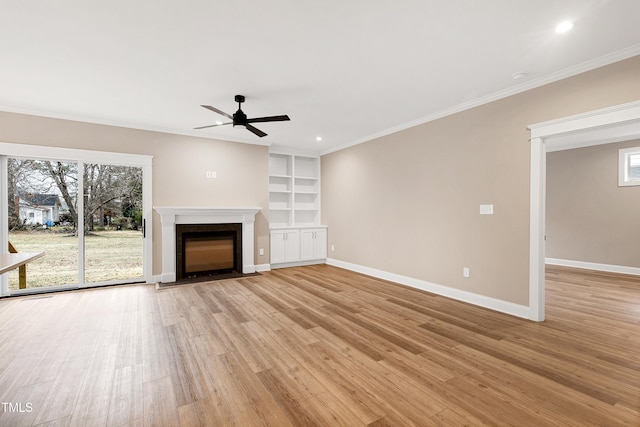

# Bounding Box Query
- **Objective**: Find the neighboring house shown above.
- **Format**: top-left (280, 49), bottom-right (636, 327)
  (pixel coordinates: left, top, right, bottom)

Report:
top-left (16, 193), bottom-right (61, 225)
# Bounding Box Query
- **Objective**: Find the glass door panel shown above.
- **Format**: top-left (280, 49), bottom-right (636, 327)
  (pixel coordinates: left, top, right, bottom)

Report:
top-left (83, 163), bottom-right (143, 285)
top-left (7, 158), bottom-right (79, 290)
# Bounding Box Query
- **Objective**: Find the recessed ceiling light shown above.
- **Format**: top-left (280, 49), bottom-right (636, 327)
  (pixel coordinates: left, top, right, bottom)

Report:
top-left (215, 120), bottom-right (223, 125)
top-left (316, 136), bottom-right (323, 142)
top-left (555, 20), bottom-right (573, 33)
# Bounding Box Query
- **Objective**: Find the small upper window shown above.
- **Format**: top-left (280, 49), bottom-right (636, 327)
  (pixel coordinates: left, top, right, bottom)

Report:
top-left (619, 146), bottom-right (640, 187)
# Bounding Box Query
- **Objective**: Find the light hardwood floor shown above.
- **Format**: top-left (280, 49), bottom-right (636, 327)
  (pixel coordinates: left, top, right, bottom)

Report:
top-left (0, 264), bottom-right (639, 426)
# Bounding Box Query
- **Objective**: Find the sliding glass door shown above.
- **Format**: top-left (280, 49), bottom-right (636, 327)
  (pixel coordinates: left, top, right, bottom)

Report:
top-left (6, 158), bottom-right (79, 291)
top-left (83, 163), bottom-right (144, 285)
top-left (0, 143), bottom-right (152, 296)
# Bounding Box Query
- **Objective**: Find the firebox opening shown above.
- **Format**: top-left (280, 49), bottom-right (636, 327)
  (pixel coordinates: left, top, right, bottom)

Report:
top-left (176, 223), bottom-right (242, 281)
top-left (184, 235), bottom-right (235, 274)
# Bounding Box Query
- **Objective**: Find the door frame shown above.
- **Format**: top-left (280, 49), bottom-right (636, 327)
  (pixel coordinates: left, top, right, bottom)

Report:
top-left (527, 100), bottom-right (640, 321)
top-left (0, 142), bottom-right (153, 296)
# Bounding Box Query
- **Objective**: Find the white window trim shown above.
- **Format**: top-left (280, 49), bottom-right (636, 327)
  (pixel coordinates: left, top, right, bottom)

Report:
top-left (618, 146), bottom-right (640, 187)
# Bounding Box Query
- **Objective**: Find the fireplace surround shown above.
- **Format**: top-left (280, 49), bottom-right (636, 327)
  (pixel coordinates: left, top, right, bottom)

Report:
top-left (154, 207), bottom-right (261, 283)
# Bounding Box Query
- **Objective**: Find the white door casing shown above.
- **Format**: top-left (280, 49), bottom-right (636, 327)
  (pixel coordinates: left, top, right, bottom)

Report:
top-left (527, 100), bottom-right (640, 321)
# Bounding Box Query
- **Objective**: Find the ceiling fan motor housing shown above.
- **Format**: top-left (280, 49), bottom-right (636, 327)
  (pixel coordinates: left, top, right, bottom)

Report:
top-left (233, 109), bottom-right (247, 126)
top-left (233, 94), bottom-right (247, 126)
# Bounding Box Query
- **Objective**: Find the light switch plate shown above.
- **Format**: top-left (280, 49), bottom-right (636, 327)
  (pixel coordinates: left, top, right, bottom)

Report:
top-left (480, 204), bottom-right (494, 215)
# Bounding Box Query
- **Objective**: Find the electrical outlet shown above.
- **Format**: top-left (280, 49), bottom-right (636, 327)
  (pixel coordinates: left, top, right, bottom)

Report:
top-left (259, 248), bottom-right (264, 256)
top-left (463, 267), bottom-right (470, 278)
top-left (331, 244), bottom-right (335, 251)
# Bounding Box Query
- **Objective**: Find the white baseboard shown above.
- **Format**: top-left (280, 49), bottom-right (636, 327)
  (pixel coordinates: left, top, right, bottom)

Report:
top-left (160, 273), bottom-right (176, 283)
top-left (153, 265), bottom-right (271, 283)
top-left (545, 258), bottom-right (640, 276)
top-left (255, 264), bottom-right (271, 272)
top-left (270, 259), bottom-right (326, 270)
top-left (326, 258), bottom-right (530, 320)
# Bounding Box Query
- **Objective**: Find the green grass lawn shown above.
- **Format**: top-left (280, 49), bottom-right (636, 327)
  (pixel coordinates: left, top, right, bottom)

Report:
top-left (8, 229), bottom-right (143, 290)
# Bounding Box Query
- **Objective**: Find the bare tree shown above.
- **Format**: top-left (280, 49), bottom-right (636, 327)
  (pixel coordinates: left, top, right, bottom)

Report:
top-left (7, 159), bottom-right (34, 229)
top-left (7, 159), bottom-right (77, 229)
top-left (44, 161), bottom-right (79, 227)
top-left (7, 158), bottom-right (141, 231)
top-left (83, 164), bottom-right (142, 230)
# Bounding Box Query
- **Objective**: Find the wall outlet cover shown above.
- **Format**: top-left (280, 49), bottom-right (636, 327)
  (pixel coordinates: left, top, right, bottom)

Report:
top-left (480, 204), bottom-right (494, 215)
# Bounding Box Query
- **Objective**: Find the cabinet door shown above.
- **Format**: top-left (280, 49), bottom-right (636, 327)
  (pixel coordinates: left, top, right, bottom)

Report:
top-left (284, 230), bottom-right (300, 262)
top-left (270, 230), bottom-right (287, 264)
top-left (300, 229), bottom-right (327, 261)
top-left (300, 229), bottom-right (315, 260)
top-left (313, 228), bottom-right (327, 259)
top-left (272, 229), bottom-right (301, 263)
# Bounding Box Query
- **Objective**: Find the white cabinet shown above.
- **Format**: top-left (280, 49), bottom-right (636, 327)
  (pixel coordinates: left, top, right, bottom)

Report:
top-left (269, 152), bottom-right (326, 268)
top-left (270, 229), bottom-right (300, 264)
top-left (270, 227), bottom-right (327, 267)
top-left (300, 228), bottom-right (327, 261)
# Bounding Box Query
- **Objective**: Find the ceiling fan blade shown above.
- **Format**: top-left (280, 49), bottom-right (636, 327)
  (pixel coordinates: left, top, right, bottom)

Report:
top-left (201, 105), bottom-right (233, 120)
top-left (247, 115), bottom-right (290, 123)
top-left (193, 122), bottom-right (232, 130)
top-left (246, 124), bottom-right (267, 137)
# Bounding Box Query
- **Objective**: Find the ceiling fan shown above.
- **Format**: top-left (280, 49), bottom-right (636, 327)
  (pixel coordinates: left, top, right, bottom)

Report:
top-left (194, 95), bottom-right (290, 137)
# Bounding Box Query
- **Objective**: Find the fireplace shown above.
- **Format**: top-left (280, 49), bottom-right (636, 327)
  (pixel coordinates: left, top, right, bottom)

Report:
top-left (176, 223), bottom-right (242, 280)
top-left (154, 207), bottom-right (260, 283)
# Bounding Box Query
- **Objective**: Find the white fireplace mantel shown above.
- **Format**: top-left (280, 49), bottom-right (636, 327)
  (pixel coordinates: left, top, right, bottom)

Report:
top-left (154, 206), bottom-right (261, 282)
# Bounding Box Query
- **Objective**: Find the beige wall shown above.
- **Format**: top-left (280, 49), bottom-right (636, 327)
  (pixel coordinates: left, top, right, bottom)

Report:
top-left (321, 55), bottom-right (640, 306)
top-left (546, 139), bottom-right (640, 268)
top-left (0, 112), bottom-right (270, 275)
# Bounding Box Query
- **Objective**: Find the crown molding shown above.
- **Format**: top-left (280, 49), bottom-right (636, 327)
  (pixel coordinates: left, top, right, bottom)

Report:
top-left (0, 104), bottom-right (270, 148)
top-left (321, 45), bottom-right (640, 156)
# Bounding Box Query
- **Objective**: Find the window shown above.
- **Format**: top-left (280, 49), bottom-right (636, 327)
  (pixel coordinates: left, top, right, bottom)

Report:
top-left (618, 146), bottom-right (640, 186)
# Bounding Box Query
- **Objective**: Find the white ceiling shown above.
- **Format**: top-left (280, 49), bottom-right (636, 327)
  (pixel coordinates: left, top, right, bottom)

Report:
top-left (1, 1), bottom-right (640, 155)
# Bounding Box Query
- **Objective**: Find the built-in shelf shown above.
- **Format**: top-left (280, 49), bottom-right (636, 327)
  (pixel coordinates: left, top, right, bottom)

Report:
top-left (269, 153), bottom-right (325, 265)
top-left (269, 154), bottom-right (292, 176)
top-left (268, 153), bottom-right (322, 228)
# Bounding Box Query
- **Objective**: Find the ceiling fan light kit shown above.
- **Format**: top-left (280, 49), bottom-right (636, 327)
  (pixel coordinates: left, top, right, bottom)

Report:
top-left (195, 94), bottom-right (290, 138)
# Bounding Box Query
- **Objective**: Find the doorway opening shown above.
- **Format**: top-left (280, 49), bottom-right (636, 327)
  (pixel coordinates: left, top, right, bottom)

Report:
top-left (527, 100), bottom-right (640, 321)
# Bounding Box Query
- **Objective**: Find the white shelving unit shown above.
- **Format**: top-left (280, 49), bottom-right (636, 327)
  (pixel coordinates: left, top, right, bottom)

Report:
top-left (269, 153), bottom-right (322, 228)
top-left (268, 154), bottom-right (293, 228)
top-left (269, 152), bottom-right (327, 267)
